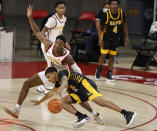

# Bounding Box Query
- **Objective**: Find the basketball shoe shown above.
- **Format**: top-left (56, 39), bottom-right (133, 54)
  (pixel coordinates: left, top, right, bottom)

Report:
top-left (4, 107), bottom-right (19, 119)
top-left (95, 66), bottom-right (102, 80)
top-left (73, 114), bottom-right (90, 128)
top-left (106, 70), bottom-right (114, 82)
top-left (94, 113), bottom-right (105, 125)
top-left (121, 110), bottom-right (137, 126)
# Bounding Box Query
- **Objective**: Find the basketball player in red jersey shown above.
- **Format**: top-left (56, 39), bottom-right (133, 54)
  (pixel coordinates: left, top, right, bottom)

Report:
top-left (37, 0), bottom-right (71, 94)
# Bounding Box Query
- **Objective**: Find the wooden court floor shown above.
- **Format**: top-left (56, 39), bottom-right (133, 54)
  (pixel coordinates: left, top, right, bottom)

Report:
top-left (0, 75), bottom-right (157, 131)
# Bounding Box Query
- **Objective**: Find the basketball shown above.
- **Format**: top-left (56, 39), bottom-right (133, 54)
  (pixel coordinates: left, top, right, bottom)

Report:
top-left (48, 98), bottom-right (63, 114)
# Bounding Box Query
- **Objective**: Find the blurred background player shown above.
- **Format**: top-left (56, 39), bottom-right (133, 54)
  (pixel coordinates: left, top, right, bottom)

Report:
top-left (95, 0), bottom-right (129, 81)
top-left (84, 1), bottom-right (109, 63)
top-left (37, 0), bottom-right (71, 94)
top-left (94, 0), bottom-right (109, 70)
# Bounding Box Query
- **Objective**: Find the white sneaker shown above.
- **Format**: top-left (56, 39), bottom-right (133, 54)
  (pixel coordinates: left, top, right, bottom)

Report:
top-left (73, 114), bottom-right (90, 128)
top-left (94, 113), bottom-right (105, 125)
top-left (4, 107), bottom-right (19, 119)
top-left (37, 85), bottom-right (48, 95)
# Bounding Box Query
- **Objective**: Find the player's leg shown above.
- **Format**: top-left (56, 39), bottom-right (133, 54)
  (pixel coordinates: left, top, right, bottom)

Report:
top-left (92, 96), bottom-right (137, 126)
top-left (79, 102), bottom-right (104, 124)
top-left (106, 40), bottom-right (118, 81)
top-left (61, 95), bottom-right (90, 128)
top-left (67, 86), bottom-right (104, 124)
top-left (95, 38), bottom-right (109, 80)
top-left (37, 43), bottom-right (52, 94)
top-left (82, 78), bottom-right (136, 126)
top-left (95, 53), bottom-right (106, 80)
top-left (4, 72), bottom-right (44, 119)
top-left (106, 54), bottom-right (115, 81)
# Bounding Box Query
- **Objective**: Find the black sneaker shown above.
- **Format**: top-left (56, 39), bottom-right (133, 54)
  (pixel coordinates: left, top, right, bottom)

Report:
top-left (106, 71), bottom-right (114, 81)
top-left (124, 111), bottom-right (137, 126)
top-left (73, 114), bottom-right (90, 128)
top-left (95, 66), bottom-right (102, 80)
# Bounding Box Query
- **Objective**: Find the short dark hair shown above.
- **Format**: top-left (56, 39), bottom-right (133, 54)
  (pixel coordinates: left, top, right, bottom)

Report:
top-left (55, 0), bottom-right (66, 7)
top-left (45, 67), bottom-right (57, 75)
top-left (56, 35), bottom-right (66, 43)
top-left (109, 0), bottom-right (120, 5)
top-left (104, 0), bottom-right (109, 6)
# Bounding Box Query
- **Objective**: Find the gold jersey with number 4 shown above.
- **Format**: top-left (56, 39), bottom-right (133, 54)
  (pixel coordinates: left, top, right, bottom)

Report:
top-left (101, 8), bottom-right (125, 38)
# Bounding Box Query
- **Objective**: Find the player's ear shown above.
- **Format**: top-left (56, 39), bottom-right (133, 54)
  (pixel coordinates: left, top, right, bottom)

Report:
top-left (54, 72), bottom-right (58, 78)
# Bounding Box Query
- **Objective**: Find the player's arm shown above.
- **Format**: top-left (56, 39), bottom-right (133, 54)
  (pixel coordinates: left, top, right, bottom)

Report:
top-left (55, 76), bottom-right (68, 96)
top-left (63, 55), bottom-right (82, 74)
top-left (27, 5), bottom-right (50, 51)
top-left (30, 88), bottom-right (58, 105)
top-left (41, 26), bottom-right (49, 36)
top-left (61, 32), bottom-right (71, 50)
top-left (95, 19), bottom-right (102, 42)
top-left (96, 11), bottom-right (107, 48)
top-left (122, 12), bottom-right (129, 46)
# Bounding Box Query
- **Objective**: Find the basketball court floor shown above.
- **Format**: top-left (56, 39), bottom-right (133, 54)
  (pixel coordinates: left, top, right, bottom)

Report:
top-left (0, 61), bottom-right (157, 131)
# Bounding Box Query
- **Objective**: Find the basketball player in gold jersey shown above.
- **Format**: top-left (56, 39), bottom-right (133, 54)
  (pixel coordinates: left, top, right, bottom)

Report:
top-left (31, 66), bottom-right (136, 128)
top-left (95, 0), bottom-right (129, 81)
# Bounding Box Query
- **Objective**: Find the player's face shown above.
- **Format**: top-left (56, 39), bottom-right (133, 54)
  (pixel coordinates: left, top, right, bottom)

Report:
top-left (46, 72), bottom-right (58, 83)
top-left (110, 1), bottom-right (119, 11)
top-left (54, 39), bottom-right (65, 52)
top-left (56, 4), bottom-right (66, 16)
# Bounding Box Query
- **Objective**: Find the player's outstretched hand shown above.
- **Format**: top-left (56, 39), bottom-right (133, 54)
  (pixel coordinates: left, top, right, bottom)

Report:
top-left (27, 5), bottom-right (33, 18)
top-left (30, 100), bottom-right (41, 106)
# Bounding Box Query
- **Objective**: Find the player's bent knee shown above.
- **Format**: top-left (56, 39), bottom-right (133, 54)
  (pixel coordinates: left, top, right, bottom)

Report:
top-left (92, 96), bottom-right (107, 107)
top-left (23, 80), bottom-right (31, 89)
top-left (61, 96), bottom-right (72, 104)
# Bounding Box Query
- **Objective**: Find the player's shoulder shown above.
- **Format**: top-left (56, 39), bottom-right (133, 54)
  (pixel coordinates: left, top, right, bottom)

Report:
top-left (58, 70), bottom-right (69, 80)
top-left (58, 70), bottom-right (69, 76)
top-left (62, 47), bottom-right (70, 56)
top-left (48, 14), bottom-right (57, 21)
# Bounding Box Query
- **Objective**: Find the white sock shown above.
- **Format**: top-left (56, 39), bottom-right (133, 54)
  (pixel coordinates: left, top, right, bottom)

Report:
top-left (92, 110), bottom-right (97, 115)
top-left (15, 104), bottom-right (21, 111)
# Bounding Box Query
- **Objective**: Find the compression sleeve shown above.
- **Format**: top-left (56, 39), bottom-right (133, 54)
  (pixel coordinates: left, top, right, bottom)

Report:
top-left (71, 63), bottom-right (82, 74)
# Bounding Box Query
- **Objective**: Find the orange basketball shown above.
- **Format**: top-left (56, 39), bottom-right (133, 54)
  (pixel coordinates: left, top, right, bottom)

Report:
top-left (48, 98), bottom-right (63, 114)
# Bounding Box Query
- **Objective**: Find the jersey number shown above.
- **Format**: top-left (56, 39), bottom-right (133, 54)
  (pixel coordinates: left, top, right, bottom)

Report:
top-left (113, 26), bottom-right (118, 34)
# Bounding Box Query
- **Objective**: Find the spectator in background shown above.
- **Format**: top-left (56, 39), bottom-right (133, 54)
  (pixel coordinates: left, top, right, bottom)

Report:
top-left (95, 0), bottom-right (129, 81)
top-left (85, 0), bottom-right (109, 63)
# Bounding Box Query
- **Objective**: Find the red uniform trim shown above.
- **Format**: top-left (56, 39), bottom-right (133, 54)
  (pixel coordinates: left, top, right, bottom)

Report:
top-left (46, 43), bottom-right (53, 53)
top-left (54, 14), bottom-right (65, 23)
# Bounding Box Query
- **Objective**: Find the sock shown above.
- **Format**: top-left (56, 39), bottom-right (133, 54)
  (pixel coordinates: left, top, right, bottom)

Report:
top-left (97, 66), bottom-right (102, 69)
top-left (107, 70), bottom-right (112, 75)
top-left (15, 104), bottom-right (21, 111)
top-left (75, 111), bottom-right (83, 119)
top-left (92, 109), bottom-right (97, 115)
top-left (121, 109), bottom-right (128, 116)
top-left (108, 70), bottom-right (112, 73)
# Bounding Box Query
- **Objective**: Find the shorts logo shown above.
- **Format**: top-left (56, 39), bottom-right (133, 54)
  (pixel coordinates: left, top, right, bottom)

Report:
top-left (87, 93), bottom-right (91, 96)
top-left (70, 85), bottom-right (78, 92)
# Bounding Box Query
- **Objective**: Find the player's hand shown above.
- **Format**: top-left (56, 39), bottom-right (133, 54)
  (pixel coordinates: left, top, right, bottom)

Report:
top-left (125, 37), bottom-right (129, 46)
top-left (30, 100), bottom-right (41, 106)
top-left (98, 40), bottom-right (103, 48)
top-left (65, 42), bottom-right (71, 50)
top-left (27, 5), bottom-right (33, 18)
